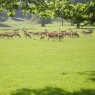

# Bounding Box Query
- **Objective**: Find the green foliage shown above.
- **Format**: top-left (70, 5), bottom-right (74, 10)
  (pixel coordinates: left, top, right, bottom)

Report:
top-left (0, 0), bottom-right (95, 25)
top-left (0, 7), bottom-right (3, 12)
top-left (72, 3), bottom-right (87, 23)
top-left (8, 11), bottom-right (16, 17)
top-left (85, 0), bottom-right (95, 24)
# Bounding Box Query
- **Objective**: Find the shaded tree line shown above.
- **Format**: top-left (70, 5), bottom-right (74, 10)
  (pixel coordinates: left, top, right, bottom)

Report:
top-left (0, 0), bottom-right (95, 28)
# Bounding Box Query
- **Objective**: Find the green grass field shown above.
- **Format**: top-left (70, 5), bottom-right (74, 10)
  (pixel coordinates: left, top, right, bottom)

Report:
top-left (0, 21), bottom-right (95, 95)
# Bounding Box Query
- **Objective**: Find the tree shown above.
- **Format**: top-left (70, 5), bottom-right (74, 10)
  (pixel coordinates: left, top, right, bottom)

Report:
top-left (71, 0), bottom-right (95, 27)
top-left (0, 0), bottom-right (19, 16)
top-left (0, 0), bottom-right (94, 28)
top-left (85, 0), bottom-right (95, 25)
top-left (49, 0), bottom-right (74, 26)
top-left (32, 0), bottom-right (52, 27)
top-left (20, 0), bottom-right (52, 26)
top-left (71, 3), bottom-right (87, 28)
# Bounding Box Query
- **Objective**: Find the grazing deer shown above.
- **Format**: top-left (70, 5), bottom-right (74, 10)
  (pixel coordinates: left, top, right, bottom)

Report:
top-left (14, 32), bottom-right (21, 38)
top-left (81, 29), bottom-right (93, 35)
top-left (40, 35), bottom-right (46, 40)
top-left (0, 33), bottom-right (3, 38)
top-left (71, 32), bottom-right (79, 38)
top-left (24, 31), bottom-right (31, 38)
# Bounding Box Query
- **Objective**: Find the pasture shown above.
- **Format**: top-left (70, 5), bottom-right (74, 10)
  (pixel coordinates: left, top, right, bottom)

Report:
top-left (0, 21), bottom-right (95, 95)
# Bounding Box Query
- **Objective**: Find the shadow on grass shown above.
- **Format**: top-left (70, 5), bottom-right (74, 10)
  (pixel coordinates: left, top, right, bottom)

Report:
top-left (11, 87), bottom-right (95, 95)
top-left (78, 71), bottom-right (95, 75)
top-left (71, 27), bottom-right (95, 30)
top-left (79, 28), bottom-right (95, 30)
top-left (12, 18), bottom-right (25, 21)
top-left (61, 71), bottom-right (95, 82)
top-left (78, 71), bottom-right (95, 82)
top-left (89, 77), bottom-right (95, 81)
top-left (0, 23), bottom-right (11, 27)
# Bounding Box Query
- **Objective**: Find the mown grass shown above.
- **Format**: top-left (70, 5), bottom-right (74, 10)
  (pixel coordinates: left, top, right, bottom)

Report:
top-left (0, 21), bottom-right (95, 95)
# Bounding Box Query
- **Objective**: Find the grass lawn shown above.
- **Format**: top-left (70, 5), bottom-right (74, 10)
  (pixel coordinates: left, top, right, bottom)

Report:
top-left (0, 23), bottom-right (95, 95)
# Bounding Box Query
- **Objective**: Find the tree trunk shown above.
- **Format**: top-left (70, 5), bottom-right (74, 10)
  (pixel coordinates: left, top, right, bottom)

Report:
top-left (76, 23), bottom-right (80, 28)
top-left (90, 22), bottom-right (93, 26)
top-left (41, 17), bottom-right (45, 27)
top-left (62, 17), bottom-right (63, 26)
top-left (41, 22), bottom-right (45, 27)
top-left (71, 22), bottom-right (73, 26)
top-left (71, 20), bottom-right (74, 26)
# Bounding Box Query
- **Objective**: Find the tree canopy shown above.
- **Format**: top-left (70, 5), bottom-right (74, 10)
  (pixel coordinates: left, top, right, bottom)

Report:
top-left (0, 0), bottom-right (95, 27)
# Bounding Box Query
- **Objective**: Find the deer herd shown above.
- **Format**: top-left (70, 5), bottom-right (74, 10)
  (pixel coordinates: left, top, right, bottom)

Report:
top-left (0, 28), bottom-right (94, 41)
